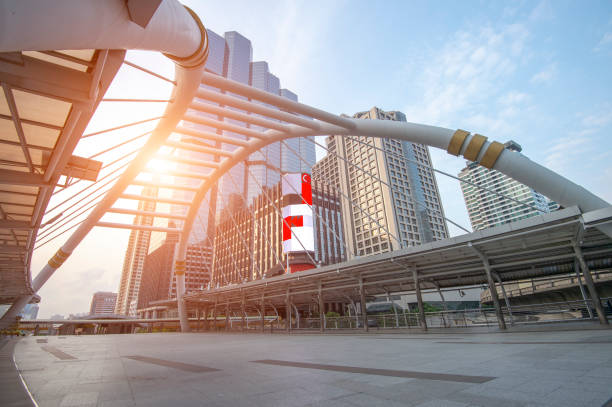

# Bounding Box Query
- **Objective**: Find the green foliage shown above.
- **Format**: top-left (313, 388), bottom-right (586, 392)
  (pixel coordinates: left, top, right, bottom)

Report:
top-left (325, 311), bottom-right (340, 318)
top-left (413, 302), bottom-right (442, 313)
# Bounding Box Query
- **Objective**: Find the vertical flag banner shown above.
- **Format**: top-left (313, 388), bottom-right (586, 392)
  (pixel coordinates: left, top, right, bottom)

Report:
top-left (281, 173), bottom-right (315, 253)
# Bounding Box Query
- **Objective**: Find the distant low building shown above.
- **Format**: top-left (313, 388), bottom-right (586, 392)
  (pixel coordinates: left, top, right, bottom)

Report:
top-left (89, 291), bottom-right (117, 315)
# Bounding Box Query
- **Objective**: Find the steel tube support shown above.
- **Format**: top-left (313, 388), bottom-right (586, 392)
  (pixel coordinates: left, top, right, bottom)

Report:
top-left (359, 276), bottom-right (368, 332)
top-left (318, 282), bottom-right (325, 333)
top-left (241, 293), bottom-right (246, 332)
top-left (493, 272), bottom-right (514, 326)
top-left (286, 288), bottom-right (291, 333)
top-left (260, 295), bottom-right (265, 332)
top-left (412, 268), bottom-right (427, 331)
top-left (574, 259), bottom-right (593, 319)
top-left (573, 243), bottom-right (608, 325)
top-left (469, 244), bottom-right (506, 330)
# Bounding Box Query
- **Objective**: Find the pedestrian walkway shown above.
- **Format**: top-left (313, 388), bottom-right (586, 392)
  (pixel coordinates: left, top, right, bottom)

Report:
top-left (7, 326), bottom-right (612, 406)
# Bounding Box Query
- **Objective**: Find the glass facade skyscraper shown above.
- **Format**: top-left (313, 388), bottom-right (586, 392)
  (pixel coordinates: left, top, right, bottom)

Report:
top-left (171, 29), bottom-right (303, 242)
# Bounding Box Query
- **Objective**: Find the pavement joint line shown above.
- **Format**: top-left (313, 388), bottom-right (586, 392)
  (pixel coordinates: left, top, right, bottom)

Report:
top-left (436, 341), bottom-right (612, 345)
top-left (123, 355), bottom-right (221, 373)
top-left (251, 359), bottom-right (496, 383)
top-left (40, 345), bottom-right (77, 360)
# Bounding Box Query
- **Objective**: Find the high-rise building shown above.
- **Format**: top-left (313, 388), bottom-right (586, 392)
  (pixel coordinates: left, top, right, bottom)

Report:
top-left (169, 241), bottom-right (212, 297)
top-left (176, 29), bottom-right (304, 240)
top-left (278, 89), bottom-right (316, 174)
top-left (89, 292), bottom-right (117, 315)
top-left (211, 178), bottom-right (344, 286)
top-left (115, 185), bottom-right (157, 315)
top-left (313, 107), bottom-right (449, 258)
top-left (137, 230), bottom-right (178, 310)
top-left (458, 141), bottom-right (551, 231)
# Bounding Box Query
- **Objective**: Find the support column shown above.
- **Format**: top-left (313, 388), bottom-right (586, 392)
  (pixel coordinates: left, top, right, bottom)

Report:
top-left (493, 272), bottom-right (514, 326)
top-left (195, 307), bottom-right (200, 332)
top-left (212, 298), bottom-right (218, 331)
top-left (412, 268), bottom-right (427, 331)
top-left (359, 276), bottom-right (368, 332)
top-left (574, 259), bottom-right (594, 319)
top-left (286, 288), bottom-right (292, 333)
top-left (260, 295), bottom-right (266, 332)
top-left (241, 293), bottom-right (246, 332)
top-left (174, 258), bottom-right (190, 333)
top-left (203, 306), bottom-right (209, 331)
top-left (469, 244), bottom-right (506, 330)
top-left (573, 242), bottom-right (608, 325)
top-left (225, 303), bottom-right (230, 331)
top-left (435, 284), bottom-right (448, 311)
top-left (318, 282), bottom-right (325, 333)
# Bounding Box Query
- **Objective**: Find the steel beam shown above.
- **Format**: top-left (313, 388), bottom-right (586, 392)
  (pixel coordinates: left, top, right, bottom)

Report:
top-left (175, 125), bottom-right (251, 147)
top-left (96, 222), bottom-right (181, 233)
top-left (0, 220), bottom-right (32, 230)
top-left (412, 268), bottom-right (427, 331)
top-left (493, 272), bottom-right (514, 326)
top-left (358, 276), bottom-right (368, 332)
top-left (573, 242), bottom-right (608, 325)
top-left (469, 243), bottom-right (506, 330)
top-left (106, 207), bottom-right (187, 220)
top-left (164, 139), bottom-right (233, 157)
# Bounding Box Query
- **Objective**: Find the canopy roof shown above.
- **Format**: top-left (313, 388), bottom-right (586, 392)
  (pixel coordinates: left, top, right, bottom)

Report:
top-left (0, 49), bottom-right (124, 304)
top-left (184, 206), bottom-right (612, 311)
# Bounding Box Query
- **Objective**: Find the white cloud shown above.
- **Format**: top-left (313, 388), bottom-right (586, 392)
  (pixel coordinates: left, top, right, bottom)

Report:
top-left (529, 0), bottom-right (554, 22)
top-left (581, 108), bottom-right (612, 128)
top-left (530, 63), bottom-right (557, 84)
top-left (594, 32), bottom-right (612, 51)
top-left (545, 104), bottom-right (612, 174)
top-left (544, 131), bottom-right (594, 173)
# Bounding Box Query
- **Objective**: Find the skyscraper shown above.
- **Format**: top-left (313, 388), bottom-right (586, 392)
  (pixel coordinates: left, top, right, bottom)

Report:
top-left (279, 89), bottom-right (316, 174)
top-left (115, 185), bottom-right (157, 315)
top-left (176, 29), bottom-right (304, 235)
top-left (458, 141), bottom-right (551, 231)
top-left (312, 107), bottom-right (449, 258)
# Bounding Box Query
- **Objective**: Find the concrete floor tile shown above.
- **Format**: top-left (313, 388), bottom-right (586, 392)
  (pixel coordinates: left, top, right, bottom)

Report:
top-left (59, 391), bottom-right (98, 407)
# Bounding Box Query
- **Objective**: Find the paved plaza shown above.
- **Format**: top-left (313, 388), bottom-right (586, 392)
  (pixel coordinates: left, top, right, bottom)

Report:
top-left (4, 325), bottom-right (612, 407)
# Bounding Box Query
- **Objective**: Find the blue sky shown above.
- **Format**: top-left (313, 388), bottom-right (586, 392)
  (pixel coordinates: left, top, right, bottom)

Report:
top-left (32, 0), bottom-right (612, 317)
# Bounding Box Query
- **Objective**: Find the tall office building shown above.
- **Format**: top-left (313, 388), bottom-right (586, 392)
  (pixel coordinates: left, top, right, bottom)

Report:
top-left (176, 29), bottom-right (305, 239)
top-left (168, 241), bottom-right (212, 297)
top-left (458, 141), bottom-right (551, 231)
top-left (137, 229), bottom-right (178, 310)
top-left (313, 107), bottom-right (448, 258)
top-left (89, 292), bottom-right (117, 315)
top-left (115, 185), bottom-right (157, 315)
top-left (279, 89), bottom-right (316, 174)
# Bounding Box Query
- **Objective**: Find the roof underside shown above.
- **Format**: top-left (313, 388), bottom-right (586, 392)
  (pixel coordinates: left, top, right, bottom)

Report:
top-left (184, 207), bottom-right (612, 311)
top-left (0, 49), bottom-right (125, 304)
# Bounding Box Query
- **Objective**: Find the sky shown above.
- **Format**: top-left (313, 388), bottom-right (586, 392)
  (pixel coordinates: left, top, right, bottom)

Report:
top-left (29, 0), bottom-right (612, 318)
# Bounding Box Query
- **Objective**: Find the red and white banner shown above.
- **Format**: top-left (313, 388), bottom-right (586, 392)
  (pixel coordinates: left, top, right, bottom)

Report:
top-left (281, 172), bottom-right (312, 205)
top-left (281, 198), bottom-right (314, 253)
